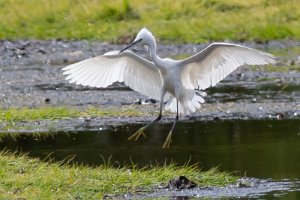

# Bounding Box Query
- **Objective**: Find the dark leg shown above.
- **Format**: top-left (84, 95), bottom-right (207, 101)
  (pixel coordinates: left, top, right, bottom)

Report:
top-left (162, 99), bottom-right (179, 149)
top-left (128, 88), bottom-right (166, 141)
top-left (127, 112), bottom-right (162, 141)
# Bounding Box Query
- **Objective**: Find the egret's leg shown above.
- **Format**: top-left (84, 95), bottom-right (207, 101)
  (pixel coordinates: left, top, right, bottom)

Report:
top-left (162, 99), bottom-right (179, 149)
top-left (127, 112), bottom-right (162, 141)
top-left (128, 88), bottom-right (166, 141)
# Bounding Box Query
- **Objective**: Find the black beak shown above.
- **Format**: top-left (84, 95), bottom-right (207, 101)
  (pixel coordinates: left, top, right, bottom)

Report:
top-left (119, 39), bottom-right (142, 53)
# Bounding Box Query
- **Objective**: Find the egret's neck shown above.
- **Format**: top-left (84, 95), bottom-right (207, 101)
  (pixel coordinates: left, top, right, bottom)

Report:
top-left (148, 38), bottom-right (162, 66)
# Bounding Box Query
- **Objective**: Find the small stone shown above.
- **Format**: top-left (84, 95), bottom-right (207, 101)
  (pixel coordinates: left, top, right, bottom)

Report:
top-left (268, 115), bottom-right (272, 119)
top-left (82, 118), bottom-right (92, 127)
top-left (68, 50), bottom-right (84, 57)
top-left (142, 98), bottom-right (157, 104)
top-left (213, 116), bottom-right (220, 121)
top-left (36, 48), bottom-right (47, 54)
top-left (276, 113), bottom-right (284, 120)
top-left (44, 98), bottom-right (51, 103)
top-left (134, 98), bottom-right (142, 105)
top-left (236, 177), bottom-right (257, 188)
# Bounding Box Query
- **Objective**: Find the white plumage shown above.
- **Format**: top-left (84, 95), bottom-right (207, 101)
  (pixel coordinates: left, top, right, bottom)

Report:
top-left (62, 28), bottom-right (276, 148)
top-left (63, 51), bottom-right (164, 100)
top-left (180, 43), bottom-right (275, 90)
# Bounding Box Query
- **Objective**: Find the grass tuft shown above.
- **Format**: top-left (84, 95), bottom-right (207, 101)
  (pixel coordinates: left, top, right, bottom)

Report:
top-left (0, 150), bottom-right (237, 198)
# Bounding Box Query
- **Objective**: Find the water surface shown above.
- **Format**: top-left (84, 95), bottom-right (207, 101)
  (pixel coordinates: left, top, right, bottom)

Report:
top-left (1, 119), bottom-right (300, 178)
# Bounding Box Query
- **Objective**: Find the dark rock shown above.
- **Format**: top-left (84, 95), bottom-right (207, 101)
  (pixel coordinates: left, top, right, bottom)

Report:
top-left (44, 98), bottom-right (51, 103)
top-left (276, 112), bottom-right (284, 120)
top-left (167, 176), bottom-right (197, 189)
top-left (143, 98), bottom-right (157, 104)
top-left (213, 116), bottom-right (220, 121)
top-left (236, 177), bottom-right (260, 188)
top-left (134, 98), bottom-right (142, 105)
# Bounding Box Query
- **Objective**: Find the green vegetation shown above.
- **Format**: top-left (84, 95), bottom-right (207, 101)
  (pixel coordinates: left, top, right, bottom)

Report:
top-left (0, 106), bottom-right (146, 131)
top-left (0, 106), bottom-right (143, 122)
top-left (0, 107), bottom-right (78, 122)
top-left (0, 151), bottom-right (237, 198)
top-left (248, 46), bottom-right (300, 72)
top-left (250, 64), bottom-right (300, 73)
top-left (0, 0), bottom-right (299, 42)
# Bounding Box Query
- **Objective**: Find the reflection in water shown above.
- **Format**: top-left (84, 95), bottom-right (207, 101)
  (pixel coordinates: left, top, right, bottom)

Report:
top-left (1, 119), bottom-right (300, 180)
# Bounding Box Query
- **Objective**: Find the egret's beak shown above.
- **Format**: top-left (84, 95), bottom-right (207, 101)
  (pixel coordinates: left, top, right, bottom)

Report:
top-left (119, 39), bottom-right (142, 53)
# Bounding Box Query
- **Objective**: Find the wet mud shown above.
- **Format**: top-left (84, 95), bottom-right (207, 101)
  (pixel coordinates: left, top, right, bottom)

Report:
top-left (0, 39), bottom-right (299, 132)
top-left (142, 178), bottom-right (300, 199)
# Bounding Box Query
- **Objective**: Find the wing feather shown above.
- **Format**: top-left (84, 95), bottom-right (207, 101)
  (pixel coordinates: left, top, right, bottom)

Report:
top-left (180, 43), bottom-right (276, 90)
top-left (62, 51), bottom-right (162, 99)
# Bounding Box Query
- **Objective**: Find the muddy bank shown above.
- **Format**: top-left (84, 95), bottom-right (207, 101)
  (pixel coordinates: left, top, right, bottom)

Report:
top-left (137, 178), bottom-right (300, 199)
top-left (0, 39), bottom-right (299, 67)
top-left (0, 40), bottom-right (299, 132)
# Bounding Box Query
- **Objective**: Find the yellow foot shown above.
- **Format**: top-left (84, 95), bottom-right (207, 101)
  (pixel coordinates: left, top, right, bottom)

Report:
top-left (128, 127), bottom-right (147, 141)
top-left (162, 131), bottom-right (173, 149)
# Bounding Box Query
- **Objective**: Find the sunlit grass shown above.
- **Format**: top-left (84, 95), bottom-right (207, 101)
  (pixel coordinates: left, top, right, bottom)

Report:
top-left (0, 151), bottom-right (237, 198)
top-left (0, 107), bottom-right (78, 122)
top-left (0, 0), bottom-right (299, 42)
top-left (0, 106), bottom-right (142, 121)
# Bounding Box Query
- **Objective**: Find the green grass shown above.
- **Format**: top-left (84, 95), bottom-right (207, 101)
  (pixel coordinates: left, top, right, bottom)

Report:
top-left (0, 106), bottom-right (146, 131)
top-left (248, 46), bottom-right (300, 72)
top-left (0, 107), bottom-right (78, 122)
top-left (0, 106), bottom-right (143, 122)
top-left (250, 64), bottom-right (300, 73)
top-left (0, 151), bottom-right (237, 199)
top-left (0, 0), bottom-right (299, 42)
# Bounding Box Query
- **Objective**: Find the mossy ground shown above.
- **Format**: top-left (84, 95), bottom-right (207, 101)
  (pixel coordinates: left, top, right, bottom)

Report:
top-left (0, 0), bottom-right (299, 42)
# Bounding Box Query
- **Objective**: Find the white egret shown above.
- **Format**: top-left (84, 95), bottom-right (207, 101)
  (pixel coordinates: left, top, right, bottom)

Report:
top-left (62, 28), bottom-right (276, 148)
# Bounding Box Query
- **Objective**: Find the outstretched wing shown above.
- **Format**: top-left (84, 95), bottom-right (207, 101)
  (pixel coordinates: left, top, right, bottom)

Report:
top-left (62, 51), bottom-right (162, 100)
top-left (179, 43), bottom-right (276, 90)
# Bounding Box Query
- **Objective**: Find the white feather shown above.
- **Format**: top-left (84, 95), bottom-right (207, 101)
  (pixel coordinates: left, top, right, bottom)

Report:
top-left (62, 50), bottom-right (163, 100)
top-left (180, 42), bottom-right (276, 90)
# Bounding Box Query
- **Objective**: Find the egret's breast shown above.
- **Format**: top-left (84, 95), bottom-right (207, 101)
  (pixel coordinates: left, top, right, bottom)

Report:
top-left (163, 68), bottom-right (182, 96)
top-left (156, 59), bottom-right (182, 96)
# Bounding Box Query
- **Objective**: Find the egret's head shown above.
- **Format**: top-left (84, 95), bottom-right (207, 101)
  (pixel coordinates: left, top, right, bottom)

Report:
top-left (120, 28), bottom-right (155, 53)
top-left (134, 28), bottom-right (155, 45)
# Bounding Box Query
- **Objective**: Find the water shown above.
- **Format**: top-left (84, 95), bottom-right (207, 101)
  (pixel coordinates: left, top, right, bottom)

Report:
top-left (1, 119), bottom-right (300, 198)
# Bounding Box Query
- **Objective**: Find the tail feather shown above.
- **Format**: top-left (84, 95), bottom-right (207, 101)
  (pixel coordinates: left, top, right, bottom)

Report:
top-left (164, 90), bottom-right (205, 115)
